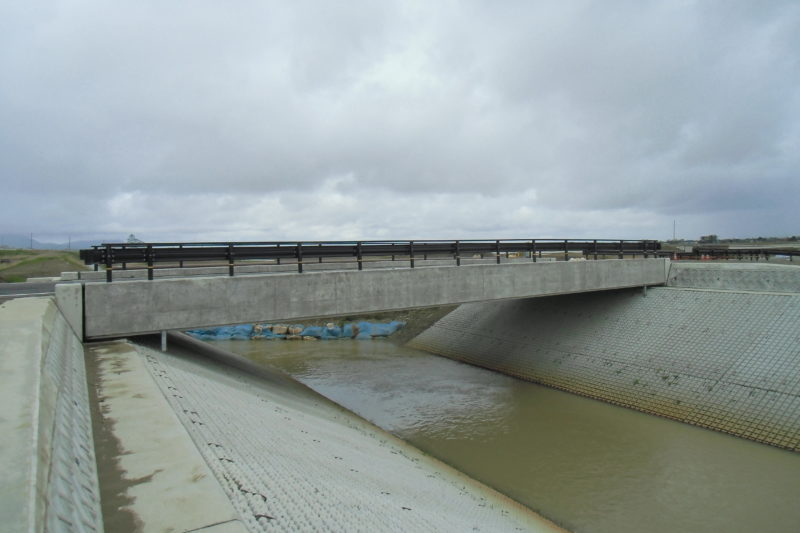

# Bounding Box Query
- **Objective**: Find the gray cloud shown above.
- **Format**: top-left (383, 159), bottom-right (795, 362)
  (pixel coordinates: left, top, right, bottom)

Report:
top-left (1, 1), bottom-right (797, 242)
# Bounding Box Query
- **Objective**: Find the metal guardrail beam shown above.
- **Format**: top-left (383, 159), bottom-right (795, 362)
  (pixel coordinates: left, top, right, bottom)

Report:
top-left (79, 239), bottom-right (663, 282)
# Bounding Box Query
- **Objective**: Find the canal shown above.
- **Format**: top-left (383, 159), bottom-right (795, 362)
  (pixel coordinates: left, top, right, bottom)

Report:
top-left (213, 338), bottom-right (800, 533)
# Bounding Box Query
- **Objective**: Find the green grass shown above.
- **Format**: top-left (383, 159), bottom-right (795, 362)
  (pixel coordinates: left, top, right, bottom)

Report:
top-left (5, 255), bottom-right (53, 268)
top-left (0, 250), bottom-right (89, 282)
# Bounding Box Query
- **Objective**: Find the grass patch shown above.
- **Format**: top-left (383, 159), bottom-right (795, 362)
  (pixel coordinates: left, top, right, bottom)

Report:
top-left (0, 250), bottom-right (89, 281)
top-left (0, 249), bottom-right (27, 256)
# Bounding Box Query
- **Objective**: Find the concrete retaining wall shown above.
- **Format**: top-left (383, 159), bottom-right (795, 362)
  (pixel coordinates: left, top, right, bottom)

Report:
top-left (668, 262), bottom-right (800, 292)
top-left (0, 298), bottom-right (103, 533)
top-left (409, 286), bottom-right (800, 451)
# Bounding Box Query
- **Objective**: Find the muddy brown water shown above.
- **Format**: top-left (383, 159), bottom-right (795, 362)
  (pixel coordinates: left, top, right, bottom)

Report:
top-left (213, 338), bottom-right (800, 533)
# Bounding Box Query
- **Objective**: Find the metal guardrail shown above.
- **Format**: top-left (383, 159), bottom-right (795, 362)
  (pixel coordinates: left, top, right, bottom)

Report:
top-left (79, 239), bottom-right (662, 282)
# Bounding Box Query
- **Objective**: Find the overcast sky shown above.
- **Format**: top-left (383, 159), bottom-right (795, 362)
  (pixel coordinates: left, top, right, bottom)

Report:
top-left (1, 1), bottom-right (798, 243)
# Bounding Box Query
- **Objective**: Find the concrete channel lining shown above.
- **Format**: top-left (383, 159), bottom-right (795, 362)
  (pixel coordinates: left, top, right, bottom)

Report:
top-left (119, 335), bottom-right (563, 532)
top-left (0, 297), bottom-right (103, 533)
top-left (2, 296), bottom-right (563, 532)
top-left (70, 258), bottom-right (668, 340)
top-left (409, 285), bottom-right (800, 452)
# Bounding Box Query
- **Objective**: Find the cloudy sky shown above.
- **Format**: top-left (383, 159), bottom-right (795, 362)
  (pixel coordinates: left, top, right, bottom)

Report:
top-left (1, 1), bottom-right (798, 243)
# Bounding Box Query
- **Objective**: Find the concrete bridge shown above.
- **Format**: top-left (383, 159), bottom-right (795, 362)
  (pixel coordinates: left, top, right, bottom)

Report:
top-left (57, 257), bottom-right (669, 340)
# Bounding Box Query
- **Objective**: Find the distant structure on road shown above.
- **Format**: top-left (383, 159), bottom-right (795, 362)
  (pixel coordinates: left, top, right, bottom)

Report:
top-left (127, 234), bottom-right (144, 244)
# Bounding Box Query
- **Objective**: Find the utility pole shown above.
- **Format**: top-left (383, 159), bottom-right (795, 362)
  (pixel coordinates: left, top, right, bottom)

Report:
top-left (673, 220), bottom-right (676, 241)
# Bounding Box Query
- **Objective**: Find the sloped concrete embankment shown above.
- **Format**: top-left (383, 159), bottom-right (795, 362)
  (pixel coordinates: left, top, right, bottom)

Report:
top-left (409, 264), bottom-right (800, 451)
top-left (95, 333), bottom-right (563, 532)
top-left (0, 297), bottom-right (103, 532)
top-left (3, 295), bottom-right (562, 532)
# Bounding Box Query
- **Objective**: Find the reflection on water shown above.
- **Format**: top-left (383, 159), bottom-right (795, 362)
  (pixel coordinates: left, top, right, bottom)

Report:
top-left (216, 339), bottom-right (800, 533)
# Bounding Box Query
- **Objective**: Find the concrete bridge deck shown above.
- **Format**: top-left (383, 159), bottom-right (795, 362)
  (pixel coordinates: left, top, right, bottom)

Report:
top-left (57, 258), bottom-right (669, 340)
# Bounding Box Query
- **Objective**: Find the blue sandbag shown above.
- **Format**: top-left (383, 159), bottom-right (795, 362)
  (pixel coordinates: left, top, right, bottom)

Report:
top-left (300, 326), bottom-right (325, 338)
top-left (232, 324), bottom-right (255, 339)
top-left (370, 320), bottom-right (406, 337)
top-left (322, 325), bottom-right (342, 339)
top-left (342, 323), bottom-right (356, 338)
top-left (355, 321), bottom-right (372, 340)
top-left (185, 329), bottom-right (218, 340)
top-left (186, 324), bottom-right (253, 340)
top-left (253, 325), bottom-right (278, 339)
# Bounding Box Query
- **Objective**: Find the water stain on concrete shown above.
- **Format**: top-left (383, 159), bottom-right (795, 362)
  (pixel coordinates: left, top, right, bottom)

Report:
top-left (84, 341), bottom-right (149, 533)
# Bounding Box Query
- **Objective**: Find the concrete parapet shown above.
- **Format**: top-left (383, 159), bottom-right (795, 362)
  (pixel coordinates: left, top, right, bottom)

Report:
top-left (410, 287), bottom-right (800, 451)
top-left (81, 258), bottom-right (667, 339)
top-left (668, 262), bottom-right (800, 292)
top-left (0, 298), bottom-right (102, 533)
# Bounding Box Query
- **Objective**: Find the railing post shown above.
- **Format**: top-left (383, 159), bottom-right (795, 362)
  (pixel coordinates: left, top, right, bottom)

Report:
top-left (391, 243), bottom-right (395, 261)
top-left (318, 243), bottom-right (323, 263)
top-left (276, 243), bottom-right (281, 265)
top-left (531, 239), bottom-right (536, 262)
top-left (179, 244), bottom-right (184, 268)
top-left (147, 244), bottom-right (154, 280)
top-left (227, 244), bottom-right (234, 276)
top-left (618, 240), bottom-right (624, 259)
top-left (296, 242), bottom-right (303, 273)
top-left (563, 239), bottom-right (568, 261)
top-left (496, 240), bottom-right (501, 264)
top-left (409, 240), bottom-right (415, 268)
top-left (105, 244), bottom-right (113, 282)
top-left (357, 241), bottom-right (363, 271)
top-left (455, 240), bottom-right (461, 266)
top-left (593, 239), bottom-right (598, 260)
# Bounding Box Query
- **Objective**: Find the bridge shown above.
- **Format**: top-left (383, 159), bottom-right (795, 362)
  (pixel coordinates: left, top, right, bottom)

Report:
top-left (60, 239), bottom-right (668, 341)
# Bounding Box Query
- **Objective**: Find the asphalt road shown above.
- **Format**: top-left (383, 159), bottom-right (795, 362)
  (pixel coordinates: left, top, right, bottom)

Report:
top-left (0, 281), bottom-right (58, 301)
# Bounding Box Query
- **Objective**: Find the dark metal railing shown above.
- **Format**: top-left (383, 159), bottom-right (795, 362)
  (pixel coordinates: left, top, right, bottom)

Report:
top-left (79, 239), bottom-right (663, 282)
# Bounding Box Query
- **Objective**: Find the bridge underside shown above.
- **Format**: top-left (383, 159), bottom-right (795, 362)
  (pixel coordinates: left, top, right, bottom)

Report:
top-left (57, 258), bottom-right (668, 340)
